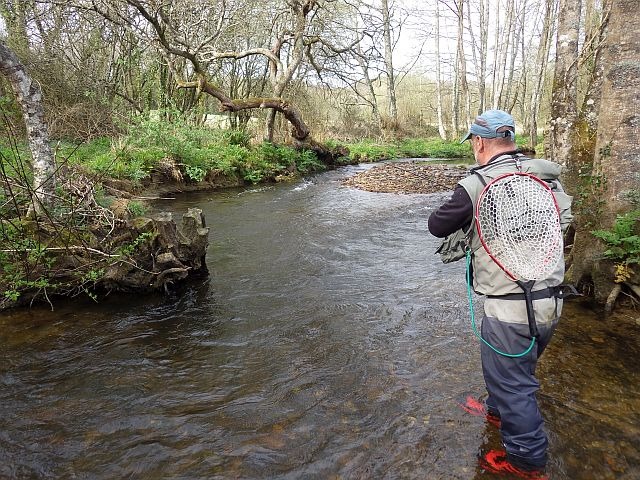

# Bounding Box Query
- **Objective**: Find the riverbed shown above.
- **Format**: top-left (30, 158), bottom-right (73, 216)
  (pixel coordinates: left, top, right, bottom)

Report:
top-left (0, 164), bottom-right (638, 479)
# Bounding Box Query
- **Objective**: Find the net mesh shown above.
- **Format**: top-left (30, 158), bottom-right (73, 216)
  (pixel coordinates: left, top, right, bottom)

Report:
top-left (476, 173), bottom-right (563, 281)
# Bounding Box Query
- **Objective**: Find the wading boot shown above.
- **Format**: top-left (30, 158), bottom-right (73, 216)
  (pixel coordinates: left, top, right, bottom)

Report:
top-left (459, 396), bottom-right (501, 428)
top-left (479, 450), bottom-right (548, 479)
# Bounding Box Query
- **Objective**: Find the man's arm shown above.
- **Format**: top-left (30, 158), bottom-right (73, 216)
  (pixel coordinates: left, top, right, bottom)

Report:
top-left (428, 185), bottom-right (474, 238)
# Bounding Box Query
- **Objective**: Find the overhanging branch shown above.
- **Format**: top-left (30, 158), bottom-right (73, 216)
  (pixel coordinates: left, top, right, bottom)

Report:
top-left (177, 77), bottom-right (310, 141)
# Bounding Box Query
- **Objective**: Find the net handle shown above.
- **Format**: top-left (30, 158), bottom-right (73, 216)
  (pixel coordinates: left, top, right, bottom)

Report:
top-left (474, 171), bottom-right (561, 282)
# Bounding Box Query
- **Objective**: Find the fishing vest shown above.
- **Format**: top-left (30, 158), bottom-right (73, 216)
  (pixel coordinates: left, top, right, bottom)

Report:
top-left (450, 153), bottom-right (573, 296)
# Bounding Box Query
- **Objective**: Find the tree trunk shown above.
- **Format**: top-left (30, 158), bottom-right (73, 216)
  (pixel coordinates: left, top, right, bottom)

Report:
top-left (381, 0), bottom-right (398, 132)
top-left (504, 3), bottom-right (524, 113)
top-left (594, 0), bottom-right (640, 224)
top-left (466, 0), bottom-right (485, 115)
top-left (490, 3), bottom-right (501, 108)
top-left (451, 2), bottom-right (464, 140)
top-left (451, 53), bottom-right (460, 137)
top-left (546, 0), bottom-right (581, 165)
top-left (0, 41), bottom-right (55, 216)
top-left (494, 0), bottom-right (514, 109)
top-left (566, 0), bottom-right (640, 305)
top-left (435, 1), bottom-right (447, 139)
top-left (456, 0), bottom-right (471, 127)
top-left (527, 0), bottom-right (555, 150)
top-left (479, 0), bottom-right (489, 112)
top-left (265, 109), bottom-right (277, 142)
top-left (183, 76), bottom-right (311, 141)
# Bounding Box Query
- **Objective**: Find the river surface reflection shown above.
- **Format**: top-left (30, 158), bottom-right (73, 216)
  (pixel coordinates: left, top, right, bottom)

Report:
top-left (1, 164), bottom-right (638, 479)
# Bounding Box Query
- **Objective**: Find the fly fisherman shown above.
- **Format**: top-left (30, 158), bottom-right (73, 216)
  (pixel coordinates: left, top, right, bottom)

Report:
top-left (428, 110), bottom-right (573, 478)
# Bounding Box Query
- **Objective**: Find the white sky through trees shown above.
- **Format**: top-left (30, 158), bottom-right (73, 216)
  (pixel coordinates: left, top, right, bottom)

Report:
top-left (395, 0), bottom-right (559, 83)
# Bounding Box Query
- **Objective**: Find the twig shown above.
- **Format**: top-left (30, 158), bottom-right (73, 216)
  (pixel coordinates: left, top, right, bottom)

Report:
top-left (0, 246), bottom-right (119, 257)
top-left (132, 196), bottom-right (176, 200)
top-left (111, 258), bottom-right (160, 276)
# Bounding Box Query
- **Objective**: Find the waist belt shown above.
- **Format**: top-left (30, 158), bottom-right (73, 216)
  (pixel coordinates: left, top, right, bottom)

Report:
top-left (487, 284), bottom-right (580, 301)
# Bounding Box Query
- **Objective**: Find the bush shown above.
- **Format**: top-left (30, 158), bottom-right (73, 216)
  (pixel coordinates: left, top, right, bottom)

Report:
top-left (126, 201), bottom-right (147, 217)
top-left (345, 140), bottom-right (399, 162)
top-left (296, 149), bottom-right (324, 173)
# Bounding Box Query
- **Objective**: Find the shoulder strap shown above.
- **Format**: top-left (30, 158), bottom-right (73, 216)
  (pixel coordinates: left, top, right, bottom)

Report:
top-left (473, 171), bottom-right (487, 186)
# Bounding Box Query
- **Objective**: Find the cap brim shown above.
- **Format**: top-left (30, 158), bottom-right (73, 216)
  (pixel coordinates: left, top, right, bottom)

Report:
top-left (459, 132), bottom-right (472, 144)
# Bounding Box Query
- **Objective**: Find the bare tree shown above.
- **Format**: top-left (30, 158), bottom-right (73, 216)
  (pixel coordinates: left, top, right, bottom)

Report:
top-left (435, 0), bottom-right (447, 139)
top-left (448, 0), bottom-right (461, 138)
top-left (455, 0), bottom-right (470, 128)
top-left (294, 0), bottom-right (380, 132)
top-left (466, 0), bottom-right (489, 113)
top-left (354, 38), bottom-right (384, 133)
top-left (380, 0), bottom-right (399, 131)
top-left (526, 0), bottom-right (555, 150)
top-left (341, 0), bottom-right (403, 135)
top-left (0, 41), bottom-right (55, 216)
top-left (85, 0), bottom-right (333, 144)
top-left (503, 0), bottom-right (526, 112)
top-left (491, 0), bottom-right (514, 109)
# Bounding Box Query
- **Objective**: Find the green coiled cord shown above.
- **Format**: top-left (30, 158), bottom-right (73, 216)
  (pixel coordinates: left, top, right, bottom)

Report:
top-left (465, 249), bottom-right (535, 358)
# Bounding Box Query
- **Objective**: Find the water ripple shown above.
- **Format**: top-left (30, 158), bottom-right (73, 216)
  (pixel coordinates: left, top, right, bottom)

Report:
top-left (0, 168), bottom-right (638, 479)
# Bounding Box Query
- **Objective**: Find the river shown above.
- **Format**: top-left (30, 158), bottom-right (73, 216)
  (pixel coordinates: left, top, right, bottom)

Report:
top-left (0, 164), bottom-right (638, 479)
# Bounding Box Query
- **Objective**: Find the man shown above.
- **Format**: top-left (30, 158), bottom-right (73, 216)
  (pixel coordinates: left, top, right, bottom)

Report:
top-left (428, 110), bottom-right (572, 477)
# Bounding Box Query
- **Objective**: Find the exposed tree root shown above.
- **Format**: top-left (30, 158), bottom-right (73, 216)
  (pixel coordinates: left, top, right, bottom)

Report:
top-left (604, 282), bottom-right (640, 315)
top-left (626, 283), bottom-right (640, 300)
top-left (604, 283), bottom-right (622, 315)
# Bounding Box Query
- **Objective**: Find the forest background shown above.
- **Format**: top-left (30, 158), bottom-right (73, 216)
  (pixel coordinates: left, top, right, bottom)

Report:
top-left (0, 0), bottom-right (638, 312)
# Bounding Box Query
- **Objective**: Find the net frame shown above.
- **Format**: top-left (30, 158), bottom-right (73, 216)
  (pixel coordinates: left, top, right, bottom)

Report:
top-left (474, 172), bottom-right (563, 282)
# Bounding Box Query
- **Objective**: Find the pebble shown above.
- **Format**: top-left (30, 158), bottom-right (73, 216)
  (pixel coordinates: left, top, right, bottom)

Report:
top-left (342, 163), bottom-right (469, 194)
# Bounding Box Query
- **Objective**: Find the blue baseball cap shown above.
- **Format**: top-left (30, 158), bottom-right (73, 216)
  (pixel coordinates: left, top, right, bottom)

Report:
top-left (460, 109), bottom-right (516, 143)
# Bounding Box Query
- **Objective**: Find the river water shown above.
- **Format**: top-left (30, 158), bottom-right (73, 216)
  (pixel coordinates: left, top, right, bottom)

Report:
top-left (1, 164), bottom-right (639, 479)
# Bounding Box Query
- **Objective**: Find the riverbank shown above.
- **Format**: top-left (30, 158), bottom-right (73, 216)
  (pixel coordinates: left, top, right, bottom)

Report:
top-left (1, 131), bottom-right (471, 311)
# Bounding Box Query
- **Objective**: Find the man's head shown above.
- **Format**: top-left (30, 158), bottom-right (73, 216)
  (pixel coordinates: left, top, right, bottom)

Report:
top-left (461, 110), bottom-right (516, 165)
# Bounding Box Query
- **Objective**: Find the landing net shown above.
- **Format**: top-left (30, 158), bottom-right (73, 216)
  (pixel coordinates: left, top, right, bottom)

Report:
top-left (475, 172), bottom-right (563, 281)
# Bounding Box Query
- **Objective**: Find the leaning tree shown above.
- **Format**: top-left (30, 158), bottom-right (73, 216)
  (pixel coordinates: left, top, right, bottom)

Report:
top-left (84, 0), bottom-right (357, 156)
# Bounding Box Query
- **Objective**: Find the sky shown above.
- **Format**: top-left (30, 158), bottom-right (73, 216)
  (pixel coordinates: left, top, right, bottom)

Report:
top-left (392, 0), bottom-right (552, 82)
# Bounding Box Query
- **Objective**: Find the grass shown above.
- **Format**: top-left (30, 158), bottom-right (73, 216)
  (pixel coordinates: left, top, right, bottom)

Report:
top-left (340, 136), bottom-right (544, 163)
top-left (52, 116), bottom-right (326, 185)
top-left (340, 138), bottom-right (472, 163)
top-left (4, 111), bottom-right (547, 188)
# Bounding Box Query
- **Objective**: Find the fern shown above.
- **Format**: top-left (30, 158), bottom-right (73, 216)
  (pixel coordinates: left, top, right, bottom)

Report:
top-left (592, 210), bottom-right (640, 265)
